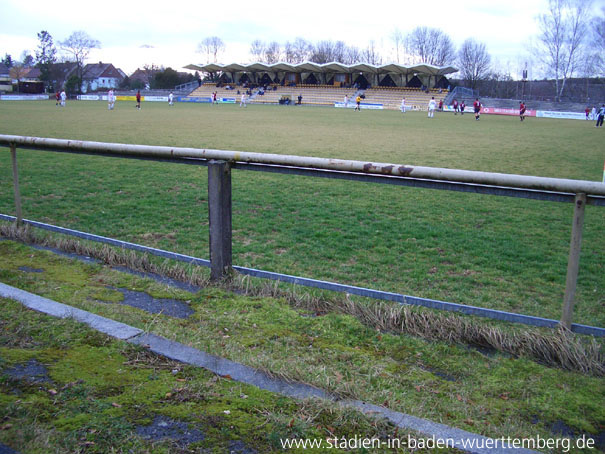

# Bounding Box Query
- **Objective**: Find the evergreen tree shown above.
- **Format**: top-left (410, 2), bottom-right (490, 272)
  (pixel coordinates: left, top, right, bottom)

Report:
top-left (36, 31), bottom-right (57, 90)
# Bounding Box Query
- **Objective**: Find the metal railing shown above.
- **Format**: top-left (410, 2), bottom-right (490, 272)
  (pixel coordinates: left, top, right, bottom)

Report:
top-left (1, 134), bottom-right (604, 336)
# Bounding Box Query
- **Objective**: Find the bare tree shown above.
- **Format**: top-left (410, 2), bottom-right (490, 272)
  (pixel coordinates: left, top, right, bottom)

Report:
top-left (249, 40), bottom-right (265, 62)
top-left (390, 28), bottom-right (404, 63)
top-left (590, 6), bottom-right (605, 75)
top-left (534, 0), bottom-right (592, 101)
top-left (197, 36), bottom-right (225, 63)
top-left (362, 40), bottom-right (382, 65)
top-left (9, 64), bottom-right (29, 93)
top-left (405, 27), bottom-right (455, 66)
top-left (458, 39), bottom-right (491, 89)
top-left (291, 37), bottom-right (312, 63)
top-left (264, 41), bottom-right (281, 63)
top-left (345, 46), bottom-right (362, 64)
top-left (310, 40), bottom-right (337, 63)
top-left (60, 30), bottom-right (101, 92)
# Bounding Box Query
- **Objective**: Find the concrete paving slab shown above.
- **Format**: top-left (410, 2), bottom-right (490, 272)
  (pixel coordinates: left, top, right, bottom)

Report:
top-left (0, 282), bottom-right (143, 340)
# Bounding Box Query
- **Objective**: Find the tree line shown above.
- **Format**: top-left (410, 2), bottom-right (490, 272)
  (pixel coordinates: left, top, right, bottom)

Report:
top-left (2, 30), bottom-right (195, 93)
top-left (3, 1), bottom-right (603, 101)
top-left (198, 0), bottom-right (603, 102)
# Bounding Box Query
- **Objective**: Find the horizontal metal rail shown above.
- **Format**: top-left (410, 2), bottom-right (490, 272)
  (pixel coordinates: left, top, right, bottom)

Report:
top-left (3, 138), bottom-right (605, 206)
top-left (2, 134), bottom-right (604, 335)
top-left (1, 214), bottom-right (603, 337)
top-left (1, 135), bottom-right (605, 197)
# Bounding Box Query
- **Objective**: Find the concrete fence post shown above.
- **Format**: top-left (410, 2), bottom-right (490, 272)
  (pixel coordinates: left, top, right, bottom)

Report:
top-left (208, 160), bottom-right (232, 280)
top-left (10, 143), bottom-right (23, 225)
top-left (561, 193), bottom-right (586, 330)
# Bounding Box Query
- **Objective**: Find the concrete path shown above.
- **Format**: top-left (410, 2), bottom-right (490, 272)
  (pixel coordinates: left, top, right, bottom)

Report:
top-left (0, 282), bottom-right (537, 454)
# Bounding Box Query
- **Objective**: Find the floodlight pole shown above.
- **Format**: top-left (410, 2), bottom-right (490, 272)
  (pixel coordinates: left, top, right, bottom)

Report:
top-left (10, 143), bottom-right (23, 225)
top-left (208, 160), bottom-right (232, 280)
top-left (561, 193), bottom-right (586, 330)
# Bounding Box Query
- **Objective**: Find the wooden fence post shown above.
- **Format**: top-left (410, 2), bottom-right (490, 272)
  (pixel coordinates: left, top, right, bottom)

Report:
top-left (10, 143), bottom-right (23, 225)
top-left (208, 160), bottom-right (232, 280)
top-left (561, 193), bottom-right (586, 330)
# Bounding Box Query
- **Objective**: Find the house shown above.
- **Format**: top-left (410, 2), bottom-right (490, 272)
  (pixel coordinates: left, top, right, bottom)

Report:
top-left (50, 62), bottom-right (79, 91)
top-left (0, 63), bottom-right (11, 92)
top-left (129, 67), bottom-right (162, 89)
top-left (81, 62), bottom-right (124, 92)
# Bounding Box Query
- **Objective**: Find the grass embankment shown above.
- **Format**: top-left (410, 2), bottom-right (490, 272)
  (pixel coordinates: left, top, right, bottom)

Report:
top-left (0, 101), bottom-right (603, 328)
top-left (0, 240), bottom-right (603, 453)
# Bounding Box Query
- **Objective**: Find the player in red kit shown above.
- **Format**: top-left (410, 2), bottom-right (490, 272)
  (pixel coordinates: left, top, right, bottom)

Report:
top-left (519, 102), bottom-right (527, 121)
top-left (473, 98), bottom-right (481, 120)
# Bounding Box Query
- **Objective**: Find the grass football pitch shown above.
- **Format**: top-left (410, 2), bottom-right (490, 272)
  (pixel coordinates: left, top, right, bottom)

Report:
top-left (0, 99), bottom-right (603, 328)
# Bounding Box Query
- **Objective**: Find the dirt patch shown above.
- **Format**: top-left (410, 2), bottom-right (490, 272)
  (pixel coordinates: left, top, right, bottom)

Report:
top-left (135, 415), bottom-right (205, 447)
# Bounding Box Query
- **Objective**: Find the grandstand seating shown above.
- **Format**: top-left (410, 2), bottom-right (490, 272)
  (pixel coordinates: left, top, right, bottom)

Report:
top-left (187, 83), bottom-right (447, 111)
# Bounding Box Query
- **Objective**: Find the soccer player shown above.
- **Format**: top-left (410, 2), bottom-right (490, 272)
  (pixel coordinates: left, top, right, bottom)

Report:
top-left (60, 89), bottom-right (66, 107)
top-left (460, 100), bottom-right (466, 115)
top-left (400, 97), bottom-right (406, 114)
top-left (240, 92), bottom-right (247, 108)
top-left (452, 98), bottom-right (459, 115)
top-left (108, 89), bottom-right (115, 110)
top-left (354, 95), bottom-right (361, 111)
top-left (519, 101), bottom-right (526, 121)
top-left (136, 90), bottom-right (141, 109)
top-left (428, 97), bottom-right (436, 118)
top-left (596, 104), bottom-right (605, 128)
top-left (168, 91), bottom-right (174, 106)
top-left (473, 98), bottom-right (481, 120)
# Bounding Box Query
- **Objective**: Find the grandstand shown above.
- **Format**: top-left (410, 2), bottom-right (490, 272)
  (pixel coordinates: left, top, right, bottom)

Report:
top-left (187, 82), bottom-right (447, 110)
top-left (184, 61), bottom-right (455, 110)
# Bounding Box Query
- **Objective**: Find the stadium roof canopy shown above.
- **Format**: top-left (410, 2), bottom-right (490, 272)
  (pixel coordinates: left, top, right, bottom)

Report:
top-left (184, 61), bottom-right (458, 77)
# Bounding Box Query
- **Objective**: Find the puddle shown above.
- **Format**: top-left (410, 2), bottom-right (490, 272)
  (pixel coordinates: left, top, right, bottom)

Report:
top-left (228, 440), bottom-right (258, 454)
top-left (18, 266), bottom-right (44, 273)
top-left (136, 415), bottom-right (205, 447)
top-left (420, 365), bottom-right (457, 382)
top-left (107, 287), bottom-right (195, 319)
top-left (0, 443), bottom-right (20, 454)
top-left (3, 359), bottom-right (52, 384)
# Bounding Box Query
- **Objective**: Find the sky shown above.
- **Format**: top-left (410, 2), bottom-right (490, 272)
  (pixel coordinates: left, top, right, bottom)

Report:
top-left (0, 0), bottom-right (602, 78)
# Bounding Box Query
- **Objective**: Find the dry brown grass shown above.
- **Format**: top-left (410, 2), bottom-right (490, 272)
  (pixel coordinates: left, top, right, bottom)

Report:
top-left (2, 222), bottom-right (603, 377)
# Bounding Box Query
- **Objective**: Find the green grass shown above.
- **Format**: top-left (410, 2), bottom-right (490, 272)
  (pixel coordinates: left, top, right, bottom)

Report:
top-left (0, 240), bottom-right (603, 453)
top-left (0, 100), bottom-right (603, 329)
top-left (1, 289), bottom-right (436, 453)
